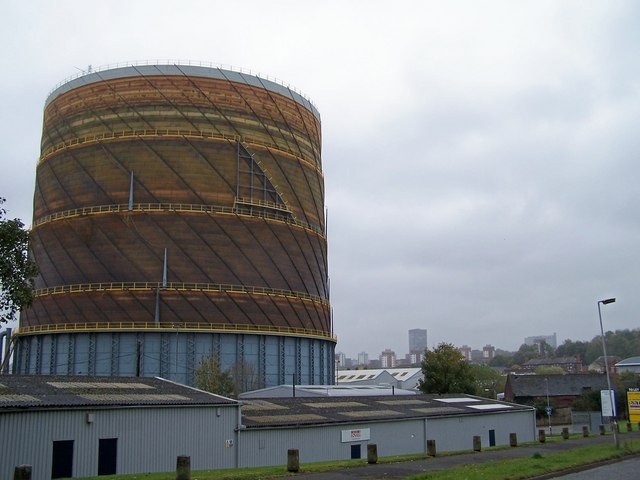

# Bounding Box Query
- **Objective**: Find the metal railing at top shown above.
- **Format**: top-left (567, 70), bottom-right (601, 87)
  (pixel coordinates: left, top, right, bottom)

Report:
top-left (39, 129), bottom-right (237, 162)
top-left (34, 281), bottom-right (330, 306)
top-left (32, 201), bottom-right (325, 237)
top-left (47, 60), bottom-right (318, 113)
top-left (15, 320), bottom-right (336, 341)
top-left (37, 128), bottom-right (322, 175)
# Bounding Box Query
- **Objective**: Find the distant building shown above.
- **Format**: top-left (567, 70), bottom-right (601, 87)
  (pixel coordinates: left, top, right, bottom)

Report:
top-left (405, 351), bottom-right (424, 366)
top-left (342, 357), bottom-right (356, 369)
top-left (520, 356), bottom-right (583, 374)
top-left (524, 333), bottom-right (557, 350)
top-left (588, 356), bottom-right (620, 375)
top-left (409, 328), bottom-right (427, 354)
top-left (369, 359), bottom-right (382, 369)
top-left (482, 345), bottom-right (496, 361)
top-left (459, 345), bottom-right (473, 362)
top-left (336, 352), bottom-right (347, 369)
top-left (380, 349), bottom-right (397, 368)
top-left (504, 373), bottom-right (608, 407)
top-left (357, 352), bottom-right (369, 366)
top-left (335, 367), bottom-right (423, 390)
top-left (616, 356), bottom-right (640, 374)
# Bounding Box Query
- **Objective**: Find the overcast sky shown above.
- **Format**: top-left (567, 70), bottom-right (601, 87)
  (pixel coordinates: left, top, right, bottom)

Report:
top-left (2, 1), bottom-right (639, 359)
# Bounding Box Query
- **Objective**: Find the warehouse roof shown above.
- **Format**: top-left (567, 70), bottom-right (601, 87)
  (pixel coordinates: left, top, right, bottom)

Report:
top-left (240, 394), bottom-right (531, 428)
top-left (0, 375), bottom-right (237, 410)
top-left (616, 356), bottom-right (640, 366)
top-left (505, 373), bottom-right (608, 398)
top-left (239, 384), bottom-right (417, 399)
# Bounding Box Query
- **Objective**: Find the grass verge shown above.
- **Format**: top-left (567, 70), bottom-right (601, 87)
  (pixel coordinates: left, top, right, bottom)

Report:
top-left (72, 438), bottom-right (640, 480)
top-left (407, 440), bottom-right (640, 479)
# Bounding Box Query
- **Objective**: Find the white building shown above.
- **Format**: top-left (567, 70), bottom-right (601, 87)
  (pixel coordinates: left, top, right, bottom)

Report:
top-left (524, 333), bottom-right (557, 349)
top-left (380, 349), bottom-right (397, 368)
top-left (357, 352), bottom-right (369, 366)
top-left (336, 368), bottom-right (423, 390)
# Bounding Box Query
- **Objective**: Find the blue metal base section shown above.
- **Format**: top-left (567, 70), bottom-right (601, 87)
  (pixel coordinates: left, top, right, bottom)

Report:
top-left (13, 332), bottom-right (335, 388)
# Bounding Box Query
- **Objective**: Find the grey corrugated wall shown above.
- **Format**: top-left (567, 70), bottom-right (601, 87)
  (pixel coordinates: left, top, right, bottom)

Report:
top-left (239, 410), bottom-right (536, 467)
top-left (0, 405), bottom-right (238, 480)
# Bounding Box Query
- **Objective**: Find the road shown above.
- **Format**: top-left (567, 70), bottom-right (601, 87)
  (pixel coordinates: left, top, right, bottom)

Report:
top-left (550, 456), bottom-right (640, 479)
top-left (270, 431), bottom-right (640, 479)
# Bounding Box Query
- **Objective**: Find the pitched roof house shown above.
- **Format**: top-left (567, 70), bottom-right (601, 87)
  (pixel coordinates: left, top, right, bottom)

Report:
top-left (504, 373), bottom-right (608, 407)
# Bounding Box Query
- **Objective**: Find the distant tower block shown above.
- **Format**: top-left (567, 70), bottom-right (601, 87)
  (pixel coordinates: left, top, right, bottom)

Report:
top-left (409, 329), bottom-right (427, 353)
top-left (16, 63), bottom-right (334, 387)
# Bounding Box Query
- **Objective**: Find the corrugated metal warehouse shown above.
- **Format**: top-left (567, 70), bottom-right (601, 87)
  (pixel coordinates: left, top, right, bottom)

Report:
top-left (0, 376), bottom-right (239, 480)
top-left (238, 393), bottom-right (537, 467)
top-left (1, 376), bottom-right (536, 479)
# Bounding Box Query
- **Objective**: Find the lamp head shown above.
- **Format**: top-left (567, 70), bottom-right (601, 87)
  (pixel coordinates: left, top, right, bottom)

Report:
top-left (600, 298), bottom-right (616, 305)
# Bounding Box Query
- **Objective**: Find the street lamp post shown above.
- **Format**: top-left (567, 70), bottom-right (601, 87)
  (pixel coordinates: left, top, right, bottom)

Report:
top-left (545, 377), bottom-right (552, 435)
top-left (598, 297), bottom-right (618, 448)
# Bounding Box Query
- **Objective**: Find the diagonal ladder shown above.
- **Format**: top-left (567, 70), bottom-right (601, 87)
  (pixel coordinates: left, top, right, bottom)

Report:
top-left (235, 141), bottom-right (291, 215)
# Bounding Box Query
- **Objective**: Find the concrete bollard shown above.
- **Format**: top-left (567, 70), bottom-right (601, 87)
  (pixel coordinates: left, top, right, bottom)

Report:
top-left (176, 455), bottom-right (190, 480)
top-left (627, 422), bottom-right (632, 433)
top-left (427, 439), bottom-right (437, 456)
top-left (367, 444), bottom-right (378, 464)
top-left (562, 427), bottom-right (569, 439)
top-left (287, 449), bottom-right (300, 473)
top-left (538, 429), bottom-right (546, 443)
top-left (599, 424), bottom-right (606, 435)
top-left (582, 426), bottom-right (589, 437)
top-left (473, 435), bottom-right (481, 452)
top-left (509, 433), bottom-right (517, 447)
top-left (13, 465), bottom-right (32, 480)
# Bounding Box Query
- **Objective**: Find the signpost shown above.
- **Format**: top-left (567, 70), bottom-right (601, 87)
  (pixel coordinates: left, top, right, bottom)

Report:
top-left (628, 388), bottom-right (640, 423)
top-left (601, 389), bottom-right (616, 418)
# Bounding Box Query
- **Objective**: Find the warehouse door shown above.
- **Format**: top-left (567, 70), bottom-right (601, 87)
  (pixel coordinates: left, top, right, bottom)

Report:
top-left (52, 440), bottom-right (74, 479)
top-left (98, 438), bottom-right (118, 475)
top-left (351, 444), bottom-right (361, 459)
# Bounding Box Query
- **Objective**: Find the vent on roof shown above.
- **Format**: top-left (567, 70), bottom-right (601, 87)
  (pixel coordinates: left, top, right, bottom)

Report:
top-left (468, 404), bottom-right (513, 410)
top-left (48, 382), bottom-right (154, 390)
top-left (435, 398), bottom-right (481, 404)
top-left (340, 410), bottom-right (400, 418)
top-left (303, 401), bottom-right (365, 408)
top-left (80, 394), bottom-right (188, 402)
top-left (245, 414), bottom-right (325, 423)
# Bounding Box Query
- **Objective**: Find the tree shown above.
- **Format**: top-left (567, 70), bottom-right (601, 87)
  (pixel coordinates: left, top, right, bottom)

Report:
top-left (512, 343), bottom-right (541, 366)
top-left (571, 388), bottom-right (601, 412)
top-left (228, 359), bottom-right (264, 394)
top-left (194, 355), bottom-right (235, 397)
top-left (469, 364), bottom-right (506, 399)
top-left (488, 354), bottom-right (513, 368)
top-left (555, 339), bottom-right (590, 364)
top-left (0, 199), bottom-right (38, 323)
top-left (418, 342), bottom-right (476, 394)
